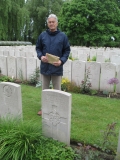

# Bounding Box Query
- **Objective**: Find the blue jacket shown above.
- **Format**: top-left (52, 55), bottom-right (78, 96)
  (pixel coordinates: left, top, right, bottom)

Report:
top-left (36, 29), bottom-right (70, 76)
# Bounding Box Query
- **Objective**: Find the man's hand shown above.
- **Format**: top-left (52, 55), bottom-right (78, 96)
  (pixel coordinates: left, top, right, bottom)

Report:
top-left (41, 56), bottom-right (48, 63)
top-left (53, 60), bottom-right (62, 66)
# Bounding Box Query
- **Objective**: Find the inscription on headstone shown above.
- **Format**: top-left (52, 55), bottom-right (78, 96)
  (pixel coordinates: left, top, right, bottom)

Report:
top-left (0, 82), bottom-right (22, 119)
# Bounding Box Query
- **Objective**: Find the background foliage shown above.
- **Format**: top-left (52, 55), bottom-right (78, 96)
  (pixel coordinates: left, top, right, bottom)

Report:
top-left (59, 0), bottom-right (120, 47)
top-left (1, 0), bottom-right (120, 47)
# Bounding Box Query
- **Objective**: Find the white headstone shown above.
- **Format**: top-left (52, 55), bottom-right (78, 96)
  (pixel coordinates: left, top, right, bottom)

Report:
top-left (96, 55), bottom-right (105, 63)
top-left (9, 49), bottom-right (15, 56)
top-left (26, 51), bottom-right (34, 57)
top-left (4, 50), bottom-right (9, 56)
top-left (111, 55), bottom-right (120, 65)
top-left (19, 51), bottom-right (26, 57)
top-left (71, 49), bottom-right (78, 59)
top-left (103, 51), bottom-right (110, 60)
top-left (86, 62), bottom-right (101, 90)
top-left (0, 82), bottom-right (22, 119)
top-left (72, 60), bottom-right (85, 86)
top-left (78, 53), bottom-right (87, 61)
top-left (7, 56), bottom-right (17, 78)
top-left (0, 50), bottom-right (3, 56)
top-left (0, 56), bottom-right (8, 76)
top-left (26, 57), bottom-right (37, 80)
top-left (17, 57), bottom-right (27, 80)
top-left (89, 50), bottom-right (96, 60)
top-left (42, 89), bottom-right (71, 145)
top-left (63, 60), bottom-right (72, 81)
top-left (100, 63), bottom-right (116, 92)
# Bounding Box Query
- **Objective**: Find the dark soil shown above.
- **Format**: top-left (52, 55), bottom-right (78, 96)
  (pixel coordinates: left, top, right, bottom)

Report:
top-left (70, 141), bottom-right (116, 160)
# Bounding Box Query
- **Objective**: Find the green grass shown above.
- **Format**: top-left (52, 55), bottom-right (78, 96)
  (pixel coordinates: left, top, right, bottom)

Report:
top-left (21, 84), bottom-right (120, 151)
top-left (71, 94), bottom-right (120, 146)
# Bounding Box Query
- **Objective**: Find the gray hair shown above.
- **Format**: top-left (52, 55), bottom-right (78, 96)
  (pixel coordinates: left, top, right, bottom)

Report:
top-left (47, 14), bottom-right (58, 23)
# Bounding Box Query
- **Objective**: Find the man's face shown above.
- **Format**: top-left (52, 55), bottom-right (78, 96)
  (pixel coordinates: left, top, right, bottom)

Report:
top-left (47, 17), bottom-right (58, 32)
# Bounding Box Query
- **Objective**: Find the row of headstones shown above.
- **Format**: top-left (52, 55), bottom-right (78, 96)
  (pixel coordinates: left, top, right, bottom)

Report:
top-left (64, 60), bottom-right (120, 93)
top-left (1, 46), bottom-right (120, 64)
top-left (71, 47), bottom-right (120, 64)
top-left (0, 55), bottom-right (41, 81)
top-left (0, 82), bottom-right (71, 145)
top-left (0, 47), bottom-right (36, 58)
top-left (0, 55), bottom-right (120, 93)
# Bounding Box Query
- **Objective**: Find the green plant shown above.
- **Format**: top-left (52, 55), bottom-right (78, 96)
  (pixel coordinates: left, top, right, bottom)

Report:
top-left (91, 56), bottom-right (96, 61)
top-left (108, 78), bottom-right (119, 98)
top-left (61, 77), bottom-right (71, 91)
top-left (0, 75), bottom-right (15, 82)
top-left (69, 52), bottom-right (78, 61)
top-left (90, 89), bottom-right (98, 95)
top-left (96, 122), bottom-right (117, 154)
top-left (80, 68), bottom-right (92, 94)
top-left (105, 58), bottom-right (110, 62)
top-left (18, 69), bottom-right (24, 83)
top-left (0, 119), bottom-right (76, 160)
top-left (61, 78), bottom-right (80, 93)
top-left (74, 144), bottom-right (101, 160)
top-left (29, 67), bottom-right (40, 85)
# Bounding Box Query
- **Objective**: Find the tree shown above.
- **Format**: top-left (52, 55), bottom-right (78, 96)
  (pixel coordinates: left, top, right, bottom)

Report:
top-left (0, 0), bottom-right (29, 41)
top-left (59, 0), bottom-right (120, 47)
top-left (26, 0), bottom-right (63, 44)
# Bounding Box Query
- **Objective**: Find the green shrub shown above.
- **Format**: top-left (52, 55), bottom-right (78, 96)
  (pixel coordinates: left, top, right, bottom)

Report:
top-left (0, 75), bottom-right (15, 82)
top-left (0, 119), bottom-right (76, 160)
top-left (91, 56), bottom-right (96, 61)
top-left (80, 68), bottom-right (92, 94)
top-left (28, 67), bottom-right (40, 85)
top-left (61, 78), bottom-right (80, 93)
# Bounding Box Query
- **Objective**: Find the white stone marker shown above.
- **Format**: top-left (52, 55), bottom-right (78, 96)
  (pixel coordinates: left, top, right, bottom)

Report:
top-left (3, 50), bottom-right (9, 56)
top-left (100, 63), bottom-right (116, 92)
top-left (72, 60), bottom-right (85, 86)
top-left (17, 57), bottom-right (27, 80)
top-left (96, 55), bottom-right (105, 63)
top-left (42, 89), bottom-right (71, 145)
top-left (7, 56), bottom-right (17, 78)
top-left (0, 50), bottom-right (3, 56)
top-left (71, 49), bottom-right (78, 59)
top-left (0, 56), bottom-right (8, 76)
top-left (86, 62), bottom-right (101, 90)
top-left (63, 59), bottom-right (72, 81)
top-left (26, 57), bottom-right (37, 80)
top-left (89, 50), bottom-right (96, 60)
top-left (0, 82), bottom-right (22, 119)
top-left (78, 53), bottom-right (87, 61)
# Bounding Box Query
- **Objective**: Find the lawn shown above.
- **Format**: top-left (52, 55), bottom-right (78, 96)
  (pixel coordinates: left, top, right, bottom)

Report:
top-left (21, 84), bottom-right (120, 153)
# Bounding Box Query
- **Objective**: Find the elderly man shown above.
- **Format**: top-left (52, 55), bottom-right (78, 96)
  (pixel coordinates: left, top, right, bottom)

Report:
top-left (36, 14), bottom-right (70, 115)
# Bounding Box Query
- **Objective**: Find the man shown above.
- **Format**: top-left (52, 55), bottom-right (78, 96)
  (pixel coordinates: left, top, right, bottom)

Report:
top-left (36, 14), bottom-right (70, 115)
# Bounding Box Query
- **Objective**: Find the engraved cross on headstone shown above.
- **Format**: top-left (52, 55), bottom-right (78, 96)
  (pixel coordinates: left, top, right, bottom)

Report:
top-left (43, 105), bottom-right (67, 140)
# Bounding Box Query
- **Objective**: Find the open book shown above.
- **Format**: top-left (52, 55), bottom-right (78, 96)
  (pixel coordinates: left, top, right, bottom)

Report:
top-left (46, 53), bottom-right (60, 64)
